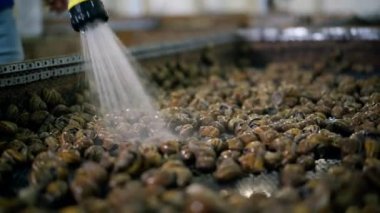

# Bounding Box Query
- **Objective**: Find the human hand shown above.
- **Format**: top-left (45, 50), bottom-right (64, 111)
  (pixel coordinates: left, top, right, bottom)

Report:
top-left (46, 0), bottom-right (67, 13)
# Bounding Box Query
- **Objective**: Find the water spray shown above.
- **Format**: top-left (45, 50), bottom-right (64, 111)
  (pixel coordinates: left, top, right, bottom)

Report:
top-left (67, 0), bottom-right (174, 141)
top-left (68, 0), bottom-right (109, 32)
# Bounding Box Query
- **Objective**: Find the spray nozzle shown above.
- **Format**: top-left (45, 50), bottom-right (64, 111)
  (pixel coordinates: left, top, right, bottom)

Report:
top-left (68, 0), bottom-right (109, 32)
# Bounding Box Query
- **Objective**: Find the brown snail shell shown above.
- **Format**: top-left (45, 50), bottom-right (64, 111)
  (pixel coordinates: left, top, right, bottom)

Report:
top-left (264, 151), bottom-right (282, 169)
top-left (199, 113), bottom-right (214, 126)
top-left (84, 145), bottom-right (105, 162)
top-left (159, 140), bottom-right (180, 155)
top-left (70, 173), bottom-right (100, 202)
top-left (364, 158), bottom-right (380, 170)
top-left (227, 137), bottom-right (244, 151)
top-left (29, 94), bottom-right (47, 112)
top-left (41, 88), bottom-right (64, 106)
top-left (243, 141), bottom-right (265, 154)
top-left (141, 168), bottom-right (176, 188)
top-left (7, 139), bottom-right (27, 152)
top-left (162, 160), bottom-right (192, 187)
top-left (70, 162), bottom-right (108, 202)
top-left (185, 184), bottom-right (229, 213)
top-left (69, 114), bottom-right (87, 127)
top-left (161, 190), bottom-right (185, 208)
top-left (80, 198), bottom-right (110, 213)
top-left (206, 138), bottom-right (227, 153)
top-left (44, 180), bottom-right (69, 204)
top-left (0, 120), bottom-right (18, 135)
top-left (179, 124), bottom-right (194, 138)
top-left (227, 118), bottom-right (244, 133)
top-left (213, 158), bottom-right (243, 182)
top-left (52, 104), bottom-right (70, 116)
top-left (199, 126), bottom-right (220, 138)
top-left (342, 154), bottom-right (363, 170)
top-left (365, 137), bottom-right (380, 158)
top-left (252, 126), bottom-right (279, 145)
top-left (180, 145), bottom-right (194, 163)
top-left (58, 149), bottom-right (81, 166)
top-left (99, 152), bottom-right (115, 171)
top-left (2, 149), bottom-right (27, 165)
top-left (27, 141), bottom-right (47, 159)
top-left (74, 93), bottom-right (85, 105)
top-left (195, 154), bottom-right (216, 172)
top-left (30, 152), bottom-right (68, 185)
top-left (17, 112), bottom-right (30, 127)
top-left (142, 149), bottom-right (163, 169)
top-left (238, 152), bottom-right (265, 174)
top-left (82, 103), bottom-right (97, 115)
top-left (113, 150), bottom-right (143, 176)
top-left (275, 188), bottom-right (301, 205)
top-left (193, 144), bottom-right (217, 172)
top-left (5, 104), bottom-right (19, 121)
top-left (219, 150), bottom-right (241, 162)
top-left (296, 154), bottom-right (315, 171)
top-left (210, 121), bottom-right (226, 133)
top-left (237, 131), bottom-right (258, 145)
top-left (297, 133), bottom-right (330, 155)
top-left (44, 136), bottom-right (59, 151)
top-left (69, 105), bottom-right (82, 113)
top-left (109, 173), bottom-right (131, 188)
top-left (281, 164), bottom-right (306, 187)
top-left (30, 111), bottom-right (50, 125)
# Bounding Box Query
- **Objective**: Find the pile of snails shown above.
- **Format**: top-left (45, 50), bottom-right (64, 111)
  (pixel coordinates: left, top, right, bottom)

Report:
top-left (0, 49), bottom-right (379, 212)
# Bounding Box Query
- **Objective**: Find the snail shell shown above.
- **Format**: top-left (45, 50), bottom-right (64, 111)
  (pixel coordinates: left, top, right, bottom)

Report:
top-left (213, 158), bottom-right (243, 182)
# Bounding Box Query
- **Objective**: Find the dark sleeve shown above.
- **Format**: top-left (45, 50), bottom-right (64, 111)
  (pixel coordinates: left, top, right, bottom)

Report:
top-left (0, 0), bottom-right (14, 11)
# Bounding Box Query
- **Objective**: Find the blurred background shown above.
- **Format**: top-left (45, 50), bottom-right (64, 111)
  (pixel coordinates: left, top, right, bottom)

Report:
top-left (13, 0), bottom-right (380, 59)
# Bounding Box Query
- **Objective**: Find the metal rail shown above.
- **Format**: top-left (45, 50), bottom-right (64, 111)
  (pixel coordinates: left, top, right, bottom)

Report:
top-left (0, 31), bottom-right (237, 88)
top-left (0, 27), bottom-right (379, 88)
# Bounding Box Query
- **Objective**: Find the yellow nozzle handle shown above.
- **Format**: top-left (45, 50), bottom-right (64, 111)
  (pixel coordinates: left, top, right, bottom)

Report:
top-left (68, 0), bottom-right (87, 10)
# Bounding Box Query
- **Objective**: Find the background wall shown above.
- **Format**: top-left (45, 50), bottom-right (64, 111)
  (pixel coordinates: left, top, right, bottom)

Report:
top-left (322, 0), bottom-right (380, 17)
top-left (276, 0), bottom-right (380, 17)
top-left (14, 0), bottom-right (380, 38)
top-left (101, 0), bottom-right (380, 17)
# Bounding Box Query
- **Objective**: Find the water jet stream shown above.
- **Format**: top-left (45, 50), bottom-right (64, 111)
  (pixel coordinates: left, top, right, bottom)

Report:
top-left (80, 22), bottom-right (173, 141)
